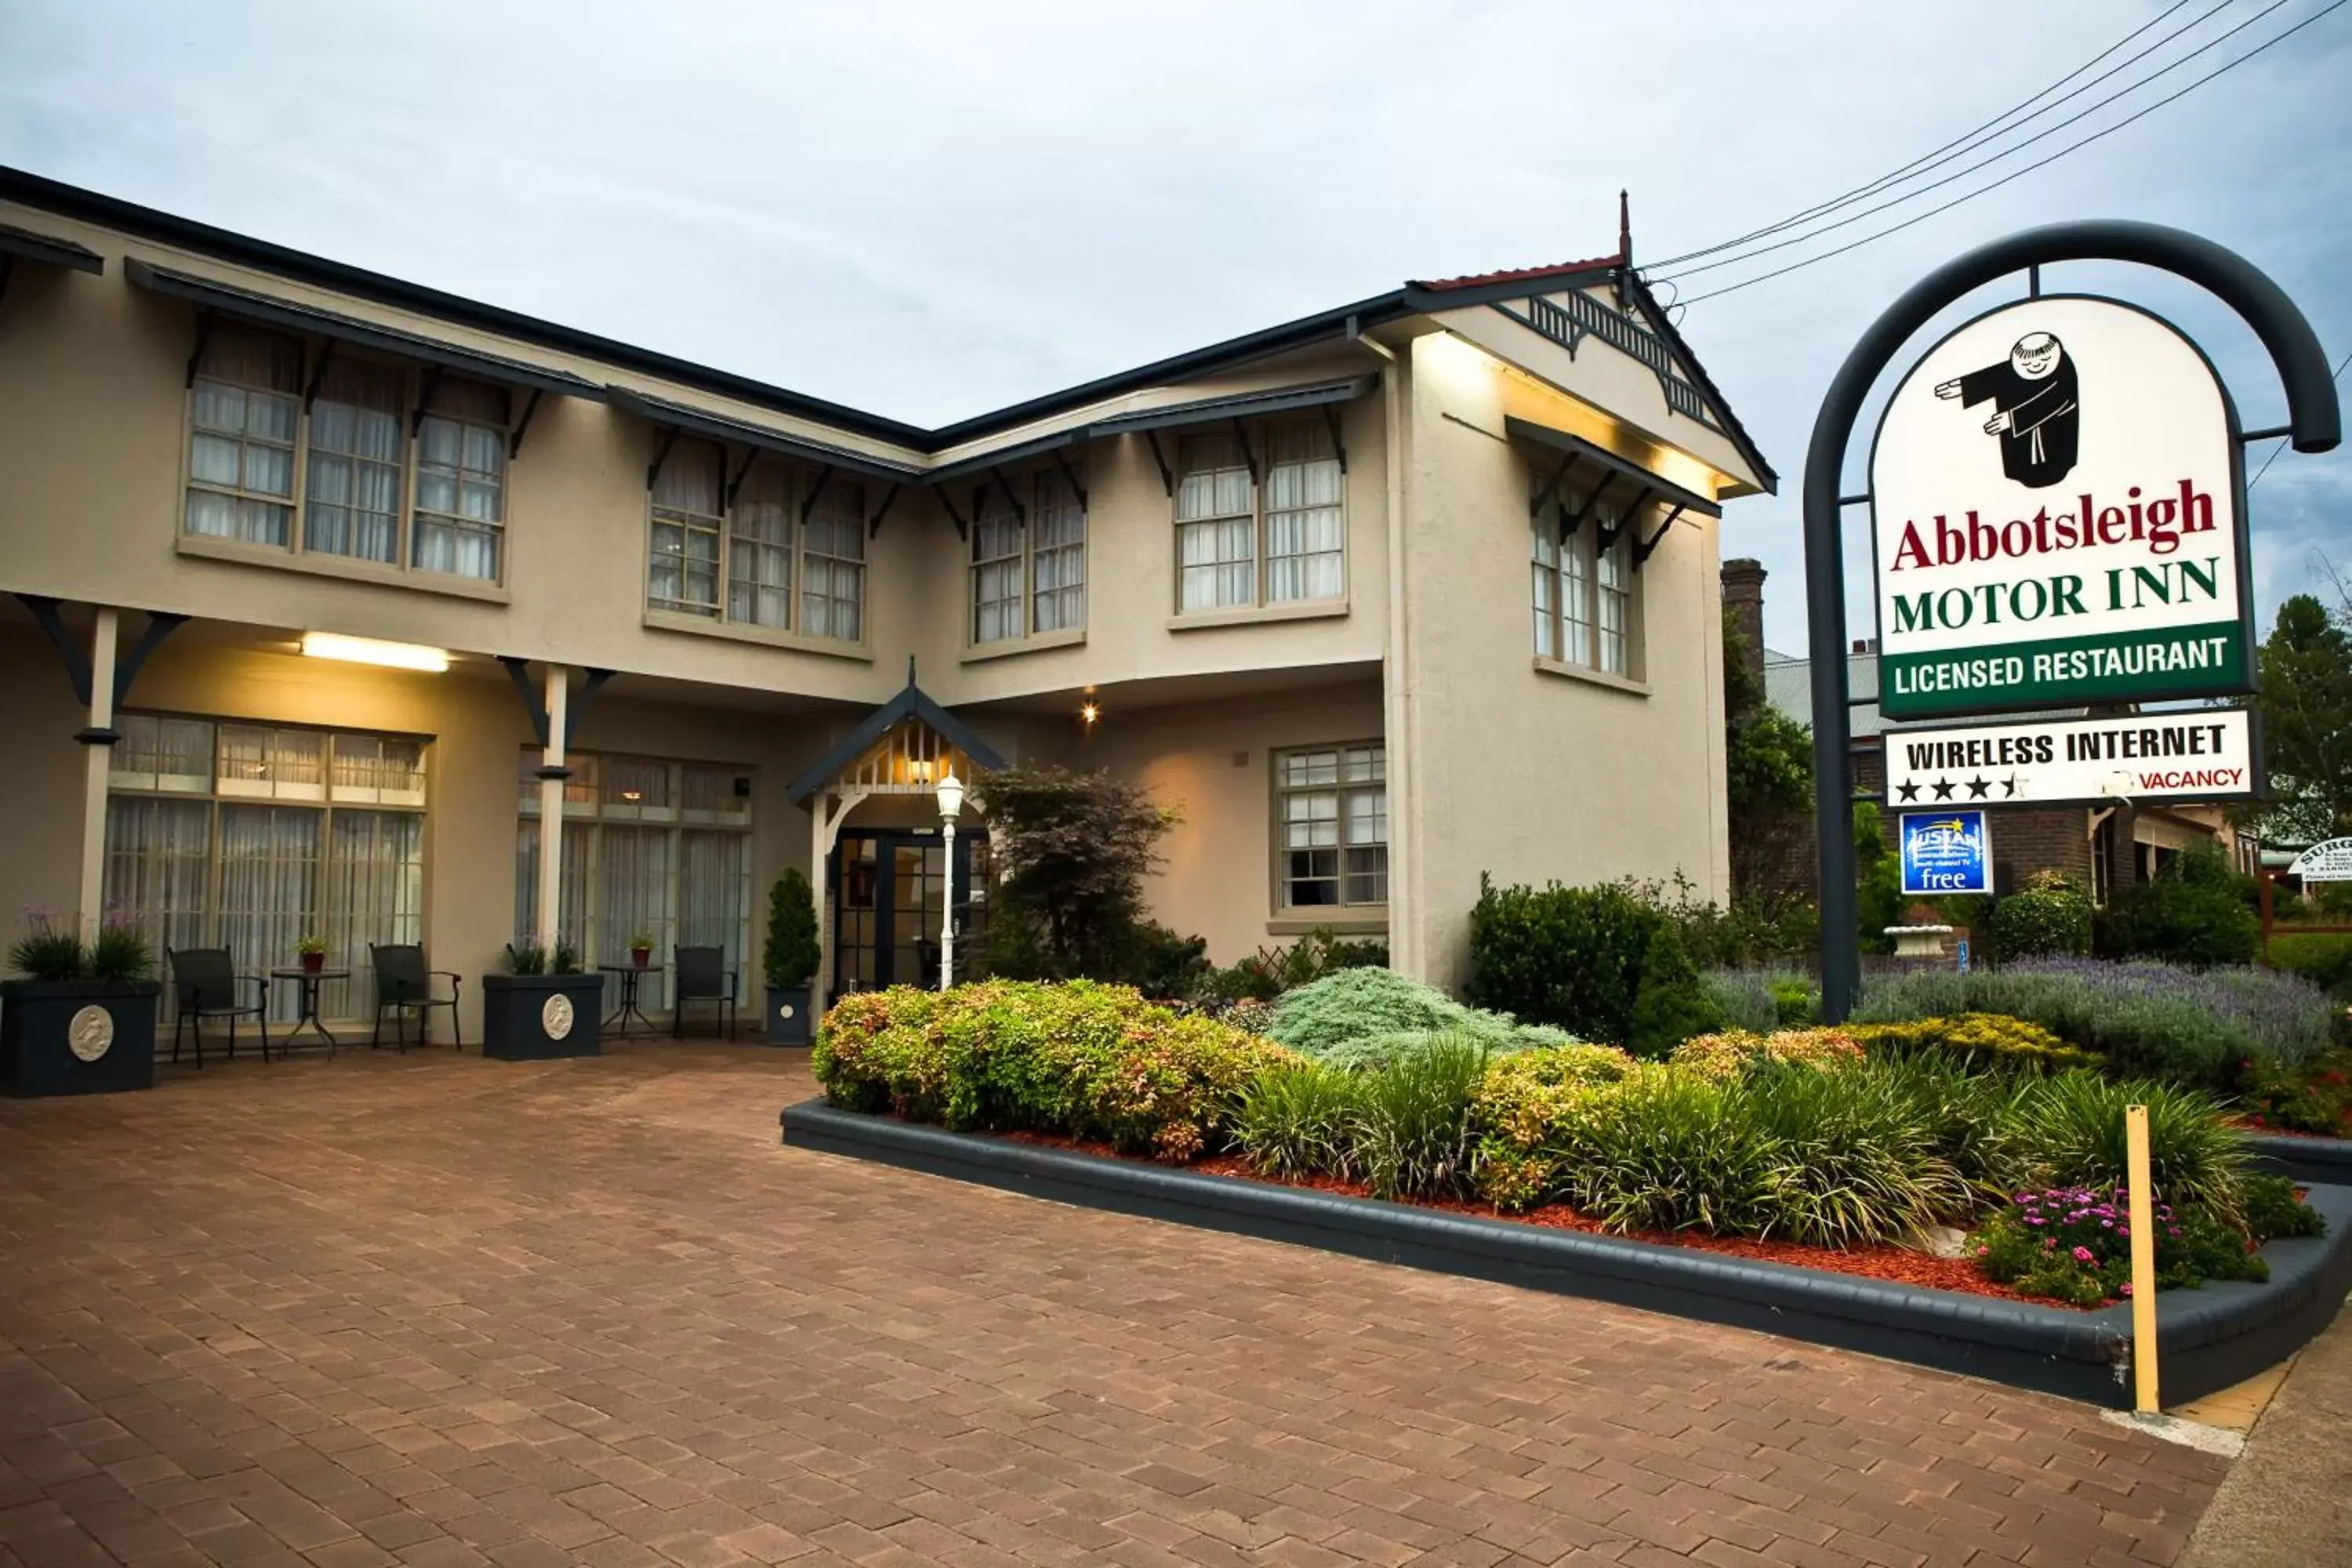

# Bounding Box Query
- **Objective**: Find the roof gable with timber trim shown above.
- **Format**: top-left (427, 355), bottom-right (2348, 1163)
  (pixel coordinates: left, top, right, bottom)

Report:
top-left (786, 673), bottom-right (1007, 805)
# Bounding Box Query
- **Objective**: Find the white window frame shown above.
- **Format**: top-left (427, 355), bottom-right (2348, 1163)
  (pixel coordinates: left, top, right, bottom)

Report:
top-left (644, 451), bottom-right (868, 645)
top-left (1174, 417), bottom-right (1345, 615)
top-left (1272, 742), bottom-right (1388, 915)
top-left (179, 325), bottom-right (515, 586)
top-left (1530, 469), bottom-right (1644, 681)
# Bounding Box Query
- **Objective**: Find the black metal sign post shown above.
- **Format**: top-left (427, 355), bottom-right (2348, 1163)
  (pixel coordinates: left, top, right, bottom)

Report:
top-left (1802, 220), bottom-right (2339, 1022)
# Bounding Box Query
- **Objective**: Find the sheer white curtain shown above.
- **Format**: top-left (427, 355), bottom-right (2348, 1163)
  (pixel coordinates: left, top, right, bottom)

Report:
top-left (650, 438), bottom-right (723, 615)
top-left (681, 830), bottom-right (748, 997)
top-left (727, 460), bottom-right (793, 628)
top-left (1596, 523), bottom-right (1632, 675)
top-left (321, 810), bottom-right (423, 1022)
top-left (104, 798), bottom-right (212, 1018)
top-left (597, 826), bottom-right (673, 1007)
top-left (186, 325), bottom-right (301, 546)
top-left (218, 805), bottom-right (321, 1022)
top-left (801, 481), bottom-right (867, 641)
top-left (1265, 421), bottom-right (1343, 602)
top-left (1031, 470), bottom-right (1085, 633)
top-left (1176, 434), bottom-right (1254, 610)
top-left (1531, 514), bottom-right (1560, 659)
top-left (413, 379), bottom-right (507, 580)
top-left (305, 358), bottom-right (406, 564)
top-left (971, 488), bottom-right (1023, 643)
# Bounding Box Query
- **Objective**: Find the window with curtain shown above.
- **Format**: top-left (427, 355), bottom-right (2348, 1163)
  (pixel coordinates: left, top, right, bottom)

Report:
top-left (185, 325), bottom-right (301, 546)
top-left (1265, 421), bottom-right (1344, 603)
top-left (303, 357), bottom-right (406, 564)
top-left (1176, 419), bottom-right (1345, 612)
top-left (801, 480), bottom-right (867, 642)
top-left (1274, 743), bottom-right (1387, 910)
top-left (105, 715), bottom-right (426, 1023)
top-left (1176, 433), bottom-right (1256, 611)
top-left (516, 750), bottom-right (754, 1015)
top-left (1530, 468), bottom-right (1640, 677)
top-left (412, 377), bottom-right (508, 581)
top-left (1032, 468), bottom-right (1086, 633)
top-left (728, 459), bottom-right (793, 629)
top-left (971, 487), bottom-right (1025, 644)
top-left (649, 437), bottom-right (724, 616)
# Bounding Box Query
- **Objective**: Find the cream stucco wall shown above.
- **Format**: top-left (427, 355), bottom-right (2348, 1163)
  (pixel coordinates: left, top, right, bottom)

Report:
top-left (1397, 332), bottom-right (1733, 991)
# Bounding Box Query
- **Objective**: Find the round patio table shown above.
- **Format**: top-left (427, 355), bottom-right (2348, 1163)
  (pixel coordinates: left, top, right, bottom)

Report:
top-left (269, 968), bottom-right (350, 1057)
top-left (599, 963), bottom-right (662, 1036)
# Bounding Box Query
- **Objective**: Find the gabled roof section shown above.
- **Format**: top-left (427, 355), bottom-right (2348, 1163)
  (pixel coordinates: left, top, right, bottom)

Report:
top-left (1622, 271), bottom-right (1778, 495)
top-left (786, 672), bottom-right (1007, 805)
top-left (1410, 252), bottom-right (1621, 295)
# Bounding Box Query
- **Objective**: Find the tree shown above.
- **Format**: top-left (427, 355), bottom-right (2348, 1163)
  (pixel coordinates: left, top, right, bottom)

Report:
top-left (976, 766), bottom-right (1174, 980)
top-left (1721, 609), bottom-right (1815, 905)
top-left (2246, 590), bottom-right (2352, 844)
top-left (763, 869), bottom-right (820, 989)
top-left (1626, 921), bottom-right (1725, 1058)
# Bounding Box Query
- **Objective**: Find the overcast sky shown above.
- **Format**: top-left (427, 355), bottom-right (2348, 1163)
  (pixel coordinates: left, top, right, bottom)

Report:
top-left (2, 0), bottom-right (2346, 652)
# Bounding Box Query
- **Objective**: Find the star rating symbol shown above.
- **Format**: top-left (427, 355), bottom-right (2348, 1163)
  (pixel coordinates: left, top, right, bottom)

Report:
top-left (1966, 775), bottom-right (1991, 799)
top-left (1932, 777), bottom-right (1956, 800)
top-left (2001, 775), bottom-right (2021, 798)
top-left (1896, 780), bottom-right (1922, 802)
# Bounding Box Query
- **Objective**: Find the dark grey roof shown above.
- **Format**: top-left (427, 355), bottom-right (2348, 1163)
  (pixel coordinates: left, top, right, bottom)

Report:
top-left (785, 677), bottom-right (1008, 805)
top-left (1082, 376), bottom-right (1374, 439)
top-left (604, 385), bottom-right (923, 483)
top-left (125, 259), bottom-right (601, 400)
top-left (0, 220), bottom-right (103, 274)
top-left (1504, 415), bottom-right (1722, 519)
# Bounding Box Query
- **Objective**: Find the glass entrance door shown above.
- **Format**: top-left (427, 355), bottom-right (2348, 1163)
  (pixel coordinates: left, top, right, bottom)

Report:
top-left (833, 829), bottom-right (989, 993)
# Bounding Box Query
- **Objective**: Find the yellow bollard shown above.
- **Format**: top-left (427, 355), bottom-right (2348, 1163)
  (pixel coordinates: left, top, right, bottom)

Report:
top-left (2126, 1104), bottom-right (2158, 1414)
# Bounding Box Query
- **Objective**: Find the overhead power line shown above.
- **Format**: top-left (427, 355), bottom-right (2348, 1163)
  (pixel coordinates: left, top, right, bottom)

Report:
top-left (1655, 0), bottom-right (2297, 287)
top-left (1673, 0), bottom-right (2349, 308)
top-left (1648, 0), bottom-right (2209, 272)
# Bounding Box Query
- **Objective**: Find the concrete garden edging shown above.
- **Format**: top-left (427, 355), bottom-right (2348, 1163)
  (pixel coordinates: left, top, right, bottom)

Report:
top-left (782, 1098), bottom-right (2352, 1408)
top-left (2241, 1128), bottom-right (2352, 1187)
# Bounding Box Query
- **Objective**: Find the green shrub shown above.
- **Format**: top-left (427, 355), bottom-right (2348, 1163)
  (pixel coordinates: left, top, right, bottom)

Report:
top-left (2099, 848), bottom-right (2260, 967)
top-left (1992, 873), bottom-right (2092, 960)
top-left (2242, 1173), bottom-right (2325, 1241)
top-left (1316, 1022), bottom-right (1573, 1074)
top-left (1998, 1073), bottom-right (2249, 1227)
top-left (1269, 967), bottom-right (1530, 1059)
top-left (1555, 1067), bottom-right (1778, 1236)
top-left (7, 911), bottom-right (85, 982)
top-left (814, 980), bottom-right (1290, 1160)
top-left (1972, 1185), bottom-right (2268, 1307)
top-left (1350, 1034), bottom-right (1490, 1200)
top-left (1122, 922), bottom-right (1211, 1000)
top-left (1466, 874), bottom-right (1662, 1042)
top-left (763, 869), bottom-right (821, 989)
top-left (1196, 926), bottom-right (1389, 1004)
top-left (1738, 1064), bottom-right (1972, 1246)
top-left (2239, 1048), bottom-right (2352, 1136)
top-left (1846, 1013), bottom-right (2103, 1076)
top-left (2270, 932), bottom-right (2352, 997)
top-left (1700, 970), bottom-right (1780, 1034)
top-left (85, 919), bottom-right (154, 984)
top-left (1626, 923), bottom-right (1724, 1058)
top-left (1235, 1060), bottom-right (1363, 1181)
top-left (1853, 803), bottom-right (1906, 954)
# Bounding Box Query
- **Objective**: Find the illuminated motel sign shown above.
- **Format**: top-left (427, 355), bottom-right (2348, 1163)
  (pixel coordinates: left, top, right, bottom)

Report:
top-left (1869, 296), bottom-right (2254, 720)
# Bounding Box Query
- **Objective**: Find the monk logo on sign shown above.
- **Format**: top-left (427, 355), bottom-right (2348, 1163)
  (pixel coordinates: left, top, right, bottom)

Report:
top-left (1936, 332), bottom-right (2079, 488)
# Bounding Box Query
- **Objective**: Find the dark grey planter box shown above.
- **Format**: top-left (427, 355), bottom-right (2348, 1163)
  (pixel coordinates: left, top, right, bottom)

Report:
top-left (2243, 1129), bottom-right (2352, 1187)
top-left (480, 973), bottom-right (604, 1060)
top-left (783, 1099), bottom-right (2352, 1409)
top-left (1, 979), bottom-right (161, 1096)
top-left (764, 985), bottom-right (813, 1046)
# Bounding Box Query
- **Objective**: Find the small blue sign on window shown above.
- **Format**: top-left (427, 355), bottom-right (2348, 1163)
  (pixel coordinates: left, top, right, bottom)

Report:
top-left (1900, 810), bottom-right (1992, 896)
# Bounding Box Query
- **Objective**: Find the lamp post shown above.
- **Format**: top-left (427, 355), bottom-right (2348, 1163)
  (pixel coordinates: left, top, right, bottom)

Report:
top-left (935, 768), bottom-right (964, 990)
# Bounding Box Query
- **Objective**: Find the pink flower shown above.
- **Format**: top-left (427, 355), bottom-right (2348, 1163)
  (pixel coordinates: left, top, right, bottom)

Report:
top-left (2072, 1246), bottom-right (2096, 1264)
top-left (2121, 1283), bottom-right (2133, 1298)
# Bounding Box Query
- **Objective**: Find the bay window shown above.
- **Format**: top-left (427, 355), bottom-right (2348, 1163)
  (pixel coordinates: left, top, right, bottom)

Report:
top-left (1176, 419), bottom-right (1344, 613)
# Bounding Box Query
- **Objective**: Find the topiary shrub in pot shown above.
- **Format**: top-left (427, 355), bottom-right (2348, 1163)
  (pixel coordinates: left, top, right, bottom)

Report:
top-left (763, 869), bottom-right (821, 1044)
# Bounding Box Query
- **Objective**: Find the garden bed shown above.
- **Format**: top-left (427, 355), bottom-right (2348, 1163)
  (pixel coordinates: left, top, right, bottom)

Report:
top-left (2241, 1127), bottom-right (2352, 1187)
top-left (782, 1098), bottom-right (2352, 1409)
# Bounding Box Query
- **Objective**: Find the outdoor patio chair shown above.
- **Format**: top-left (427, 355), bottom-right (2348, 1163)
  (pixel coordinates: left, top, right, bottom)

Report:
top-left (167, 946), bottom-right (270, 1068)
top-left (369, 944), bottom-right (463, 1053)
top-left (673, 945), bottom-right (736, 1039)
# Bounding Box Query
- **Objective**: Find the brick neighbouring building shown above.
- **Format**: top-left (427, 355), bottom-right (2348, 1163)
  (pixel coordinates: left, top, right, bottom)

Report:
top-left (1722, 559), bottom-right (2255, 913)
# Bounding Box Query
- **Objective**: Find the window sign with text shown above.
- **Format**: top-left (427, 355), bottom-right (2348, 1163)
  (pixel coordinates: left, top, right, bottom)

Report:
top-left (1869, 296), bottom-right (2253, 720)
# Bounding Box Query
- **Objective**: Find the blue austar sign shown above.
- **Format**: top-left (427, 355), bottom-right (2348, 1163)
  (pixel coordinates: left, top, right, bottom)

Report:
top-left (1900, 810), bottom-right (1992, 896)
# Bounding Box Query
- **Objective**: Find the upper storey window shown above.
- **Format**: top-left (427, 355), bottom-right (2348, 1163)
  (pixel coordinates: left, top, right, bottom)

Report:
top-left (968, 467), bottom-right (1087, 646)
top-left (181, 324), bottom-right (508, 584)
top-left (1174, 419), bottom-right (1342, 613)
top-left (644, 450), bottom-right (866, 645)
top-left (1530, 476), bottom-right (1641, 679)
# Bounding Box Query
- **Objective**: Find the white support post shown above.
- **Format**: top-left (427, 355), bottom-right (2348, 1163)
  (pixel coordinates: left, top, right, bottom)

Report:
top-left (809, 800), bottom-right (829, 1019)
top-left (939, 817), bottom-right (956, 990)
top-left (78, 608), bottom-right (121, 945)
top-left (537, 665), bottom-right (568, 950)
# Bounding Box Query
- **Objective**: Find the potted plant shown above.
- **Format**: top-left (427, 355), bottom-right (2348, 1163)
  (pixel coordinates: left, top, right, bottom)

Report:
top-left (2, 909), bottom-right (161, 1096)
top-left (627, 930), bottom-right (655, 969)
top-left (763, 869), bottom-right (821, 1045)
top-left (296, 935), bottom-right (328, 974)
top-left (480, 933), bottom-right (604, 1061)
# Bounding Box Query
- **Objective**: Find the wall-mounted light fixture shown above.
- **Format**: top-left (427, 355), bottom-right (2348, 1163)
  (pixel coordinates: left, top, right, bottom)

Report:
top-left (1080, 702), bottom-right (1101, 727)
top-left (299, 631), bottom-right (451, 673)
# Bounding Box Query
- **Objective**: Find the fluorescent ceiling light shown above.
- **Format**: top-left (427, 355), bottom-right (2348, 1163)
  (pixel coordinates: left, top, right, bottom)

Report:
top-left (299, 632), bottom-right (451, 673)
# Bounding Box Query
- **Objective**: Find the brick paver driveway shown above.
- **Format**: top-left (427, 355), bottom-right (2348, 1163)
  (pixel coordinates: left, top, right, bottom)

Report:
top-left (0, 1044), bottom-right (2227, 1567)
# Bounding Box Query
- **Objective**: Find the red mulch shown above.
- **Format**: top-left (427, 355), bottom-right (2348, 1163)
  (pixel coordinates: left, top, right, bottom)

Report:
top-left (2230, 1118), bottom-right (2352, 1141)
top-left (993, 1129), bottom-right (2053, 1306)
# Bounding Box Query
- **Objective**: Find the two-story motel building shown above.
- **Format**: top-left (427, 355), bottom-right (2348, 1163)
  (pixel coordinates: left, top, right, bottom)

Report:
top-left (0, 169), bottom-right (1773, 1036)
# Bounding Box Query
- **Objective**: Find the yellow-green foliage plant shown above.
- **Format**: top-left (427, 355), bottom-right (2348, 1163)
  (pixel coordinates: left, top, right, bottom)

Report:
top-left (1668, 1027), bottom-right (1864, 1080)
top-left (1846, 1012), bottom-right (2102, 1075)
top-left (1468, 1042), bottom-right (1638, 1210)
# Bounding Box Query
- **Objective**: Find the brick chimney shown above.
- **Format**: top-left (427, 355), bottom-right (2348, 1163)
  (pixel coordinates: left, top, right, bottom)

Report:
top-left (1720, 557), bottom-right (1767, 691)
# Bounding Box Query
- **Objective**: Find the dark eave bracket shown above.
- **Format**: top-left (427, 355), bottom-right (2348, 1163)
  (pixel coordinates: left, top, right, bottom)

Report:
top-left (302, 340), bottom-right (336, 412)
top-left (867, 482), bottom-right (901, 538)
top-left (990, 467), bottom-right (1026, 527)
top-left (800, 466), bottom-right (835, 526)
top-left (499, 657), bottom-right (615, 756)
top-left (1530, 452), bottom-right (1578, 520)
top-left (1558, 473), bottom-right (1617, 544)
top-left (1051, 446), bottom-right (1087, 509)
top-left (1231, 418), bottom-right (1259, 485)
top-left (724, 445), bottom-right (758, 508)
top-left (1635, 503), bottom-right (1684, 567)
top-left (1323, 401), bottom-right (1348, 474)
top-left (1143, 430), bottom-right (1174, 497)
top-left (1595, 484), bottom-right (1649, 555)
top-left (183, 309), bottom-right (216, 389)
top-left (938, 486), bottom-right (971, 543)
top-left (410, 365), bottom-right (445, 438)
top-left (644, 425), bottom-right (680, 492)
top-left (508, 387), bottom-right (546, 459)
top-left (13, 594), bottom-right (187, 724)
